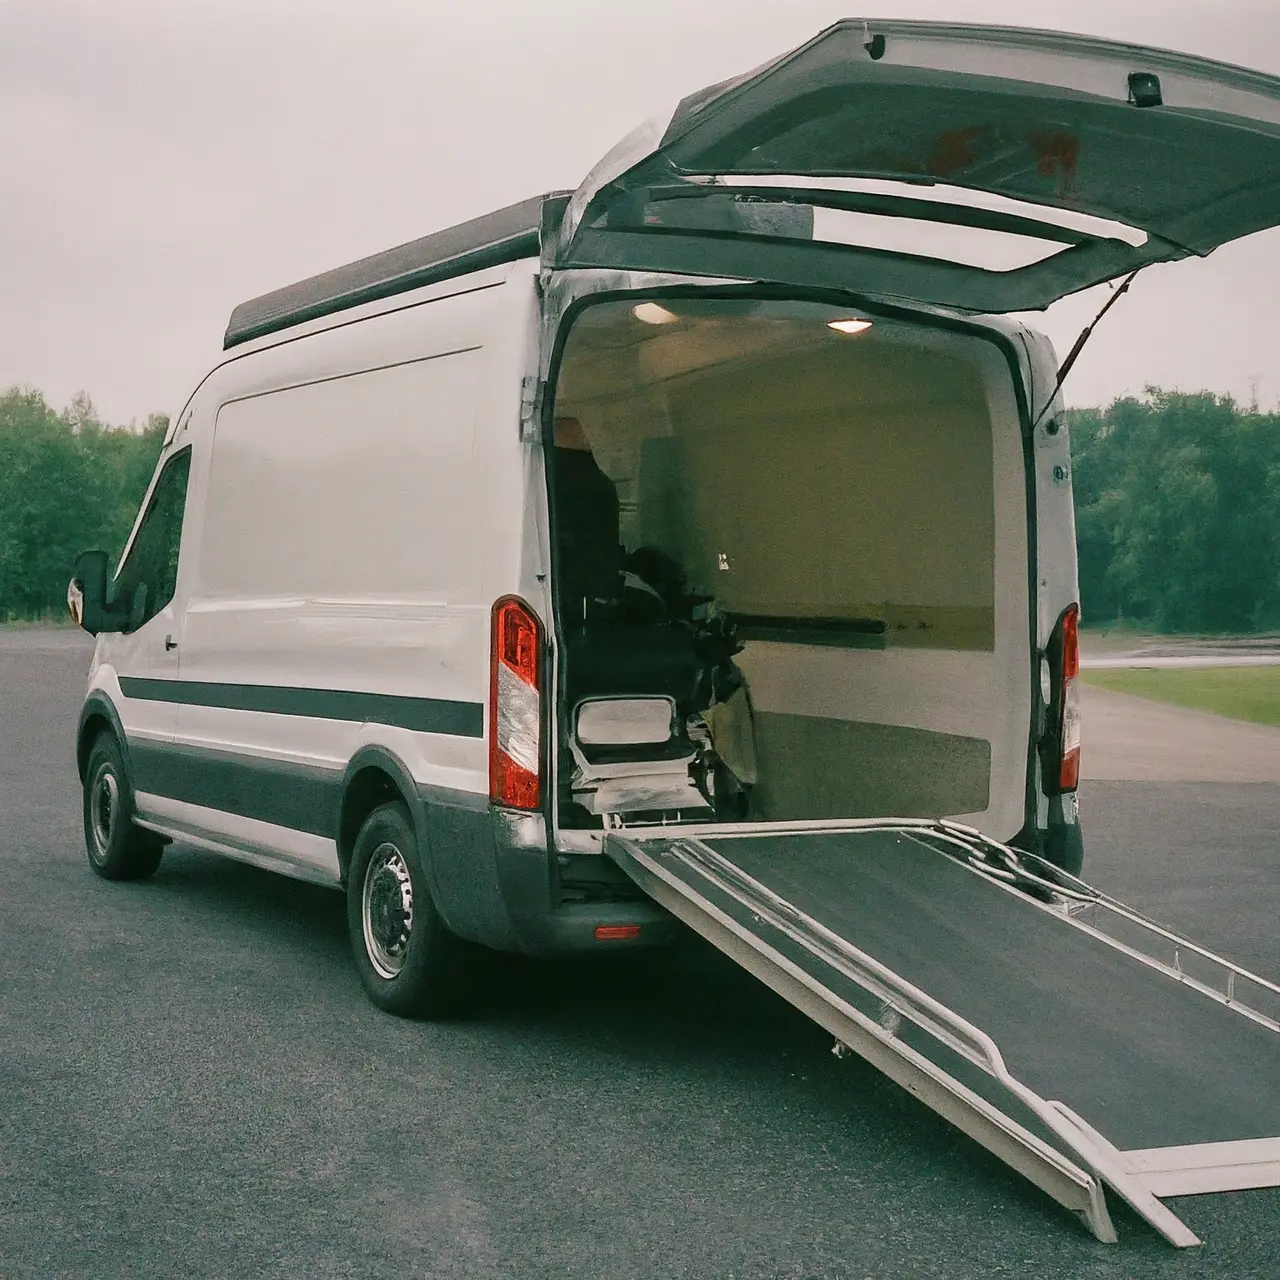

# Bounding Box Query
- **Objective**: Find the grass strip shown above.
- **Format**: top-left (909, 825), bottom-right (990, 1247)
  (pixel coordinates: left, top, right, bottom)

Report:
top-left (1081, 666), bottom-right (1280, 729)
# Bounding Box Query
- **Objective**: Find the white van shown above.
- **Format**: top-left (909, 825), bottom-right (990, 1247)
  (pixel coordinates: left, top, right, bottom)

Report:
top-left (69, 21), bottom-right (1280, 1016)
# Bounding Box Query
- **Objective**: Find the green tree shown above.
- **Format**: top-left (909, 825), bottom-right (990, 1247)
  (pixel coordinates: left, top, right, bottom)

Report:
top-left (1070, 390), bottom-right (1280, 632)
top-left (0, 388), bottom-right (165, 620)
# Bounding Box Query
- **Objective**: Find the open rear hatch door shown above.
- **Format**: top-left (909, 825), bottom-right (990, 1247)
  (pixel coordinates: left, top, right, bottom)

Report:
top-left (553, 20), bottom-right (1280, 312)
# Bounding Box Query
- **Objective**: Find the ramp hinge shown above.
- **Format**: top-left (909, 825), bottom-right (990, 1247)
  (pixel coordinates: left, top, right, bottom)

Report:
top-left (520, 376), bottom-right (544, 442)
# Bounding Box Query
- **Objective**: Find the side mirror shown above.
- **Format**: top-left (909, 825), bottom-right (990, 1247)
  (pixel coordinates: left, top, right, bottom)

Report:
top-left (67, 550), bottom-right (122, 636)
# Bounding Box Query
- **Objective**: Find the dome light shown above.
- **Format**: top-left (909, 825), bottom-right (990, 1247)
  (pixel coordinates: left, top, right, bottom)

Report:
top-left (633, 302), bottom-right (679, 325)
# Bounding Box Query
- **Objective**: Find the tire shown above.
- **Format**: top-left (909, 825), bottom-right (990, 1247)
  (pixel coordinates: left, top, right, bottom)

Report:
top-left (346, 802), bottom-right (463, 1018)
top-left (82, 734), bottom-right (165, 881)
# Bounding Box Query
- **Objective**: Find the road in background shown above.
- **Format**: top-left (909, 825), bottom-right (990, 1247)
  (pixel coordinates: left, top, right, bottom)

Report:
top-left (1, 630), bottom-right (1277, 1279)
top-left (1086, 655), bottom-right (1280, 669)
top-left (1082, 633), bottom-right (1280, 669)
top-left (1081, 684), bottom-right (1280, 785)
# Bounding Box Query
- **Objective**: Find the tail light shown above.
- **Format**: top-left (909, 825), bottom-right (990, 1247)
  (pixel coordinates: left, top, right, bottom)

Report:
top-left (1043, 602), bottom-right (1081, 794)
top-left (489, 597), bottom-right (542, 809)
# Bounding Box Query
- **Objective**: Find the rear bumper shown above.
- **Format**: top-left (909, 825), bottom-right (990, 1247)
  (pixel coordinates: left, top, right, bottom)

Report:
top-left (415, 784), bottom-right (679, 956)
top-left (493, 834), bottom-right (680, 955)
top-left (416, 782), bottom-right (1080, 952)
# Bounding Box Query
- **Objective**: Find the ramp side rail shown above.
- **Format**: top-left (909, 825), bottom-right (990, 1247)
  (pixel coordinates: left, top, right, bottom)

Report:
top-left (927, 821), bottom-right (1280, 1034)
top-left (606, 817), bottom-right (1280, 1247)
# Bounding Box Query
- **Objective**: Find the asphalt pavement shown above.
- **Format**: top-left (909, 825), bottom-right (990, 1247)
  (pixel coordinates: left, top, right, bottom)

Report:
top-left (1081, 635), bottom-right (1280, 668)
top-left (1082, 683), bottom-right (1280, 785)
top-left (1, 629), bottom-right (1277, 1279)
top-left (1085, 655), bottom-right (1280, 669)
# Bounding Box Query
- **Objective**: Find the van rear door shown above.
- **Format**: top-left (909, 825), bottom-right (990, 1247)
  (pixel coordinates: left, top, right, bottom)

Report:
top-left (551, 20), bottom-right (1280, 312)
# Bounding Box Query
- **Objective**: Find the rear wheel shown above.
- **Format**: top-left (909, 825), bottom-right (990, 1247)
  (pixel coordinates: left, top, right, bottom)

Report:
top-left (346, 802), bottom-right (463, 1018)
top-left (82, 735), bottom-right (165, 881)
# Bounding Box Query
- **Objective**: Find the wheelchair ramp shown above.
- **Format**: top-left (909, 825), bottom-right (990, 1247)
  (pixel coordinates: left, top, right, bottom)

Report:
top-left (603, 821), bottom-right (1280, 1246)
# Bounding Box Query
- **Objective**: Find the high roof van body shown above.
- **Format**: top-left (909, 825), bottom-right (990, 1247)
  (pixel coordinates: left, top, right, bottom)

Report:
top-left (69, 20), bottom-right (1280, 1014)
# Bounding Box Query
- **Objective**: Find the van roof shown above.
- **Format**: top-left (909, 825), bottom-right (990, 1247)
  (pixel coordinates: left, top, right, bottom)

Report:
top-left (223, 192), bottom-right (570, 349)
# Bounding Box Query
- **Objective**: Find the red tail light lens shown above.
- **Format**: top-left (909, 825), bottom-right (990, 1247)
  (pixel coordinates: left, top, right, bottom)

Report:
top-left (489, 597), bottom-right (541, 809)
top-left (1061, 602), bottom-right (1080, 683)
top-left (1059, 603), bottom-right (1081, 791)
top-left (1050, 603), bottom-right (1081, 793)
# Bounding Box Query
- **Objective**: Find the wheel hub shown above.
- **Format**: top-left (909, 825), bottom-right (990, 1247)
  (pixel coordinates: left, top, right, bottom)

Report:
top-left (91, 768), bottom-right (119, 860)
top-left (362, 842), bottom-right (414, 979)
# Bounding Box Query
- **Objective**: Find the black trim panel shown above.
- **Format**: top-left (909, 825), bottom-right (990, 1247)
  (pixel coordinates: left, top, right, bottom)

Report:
top-left (561, 225), bottom-right (1176, 316)
top-left (118, 677), bottom-right (483, 738)
top-left (132, 741), bottom-right (342, 839)
top-left (77, 692), bottom-right (132, 783)
top-left (117, 734), bottom-right (679, 956)
top-left (732, 614), bottom-right (888, 649)
top-left (224, 191), bottom-right (571, 348)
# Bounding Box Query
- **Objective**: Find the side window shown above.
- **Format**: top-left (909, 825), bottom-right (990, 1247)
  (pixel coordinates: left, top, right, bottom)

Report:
top-left (113, 448), bottom-right (192, 631)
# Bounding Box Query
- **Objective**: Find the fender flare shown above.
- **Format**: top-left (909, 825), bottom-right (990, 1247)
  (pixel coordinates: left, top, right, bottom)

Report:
top-left (338, 744), bottom-right (450, 911)
top-left (76, 692), bottom-right (131, 784)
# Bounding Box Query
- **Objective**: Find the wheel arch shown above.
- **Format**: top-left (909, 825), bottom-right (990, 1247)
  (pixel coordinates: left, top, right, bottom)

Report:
top-left (77, 693), bottom-right (131, 784)
top-left (338, 746), bottom-right (429, 888)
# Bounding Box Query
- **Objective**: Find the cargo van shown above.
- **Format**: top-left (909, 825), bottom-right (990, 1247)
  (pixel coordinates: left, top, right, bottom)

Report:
top-left (69, 20), bottom-right (1280, 1020)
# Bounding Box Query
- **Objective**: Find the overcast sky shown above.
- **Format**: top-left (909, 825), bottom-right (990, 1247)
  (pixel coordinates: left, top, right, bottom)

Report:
top-left (2, 0), bottom-right (1278, 425)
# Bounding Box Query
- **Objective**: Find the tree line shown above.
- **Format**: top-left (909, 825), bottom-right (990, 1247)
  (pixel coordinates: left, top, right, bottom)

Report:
top-left (1071, 389), bottom-right (1280, 633)
top-left (1, 383), bottom-right (1277, 632)
top-left (0, 388), bottom-right (166, 621)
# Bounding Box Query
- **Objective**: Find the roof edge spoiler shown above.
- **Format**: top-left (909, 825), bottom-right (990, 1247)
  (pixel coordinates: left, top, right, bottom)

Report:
top-left (223, 191), bottom-right (572, 350)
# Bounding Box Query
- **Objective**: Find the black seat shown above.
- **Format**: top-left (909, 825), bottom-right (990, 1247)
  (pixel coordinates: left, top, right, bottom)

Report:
top-left (563, 621), bottom-right (706, 719)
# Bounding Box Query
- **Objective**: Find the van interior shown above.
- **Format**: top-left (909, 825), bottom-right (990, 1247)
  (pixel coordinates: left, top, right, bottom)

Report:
top-left (548, 296), bottom-right (1031, 837)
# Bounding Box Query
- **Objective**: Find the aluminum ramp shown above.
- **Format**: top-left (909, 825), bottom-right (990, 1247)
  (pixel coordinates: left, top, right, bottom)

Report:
top-left (603, 821), bottom-right (1280, 1246)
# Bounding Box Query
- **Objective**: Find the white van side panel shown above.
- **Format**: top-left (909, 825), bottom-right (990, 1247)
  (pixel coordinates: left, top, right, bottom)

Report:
top-left (199, 353), bottom-right (486, 601)
top-left (130, 265), bottom-right (540, 877)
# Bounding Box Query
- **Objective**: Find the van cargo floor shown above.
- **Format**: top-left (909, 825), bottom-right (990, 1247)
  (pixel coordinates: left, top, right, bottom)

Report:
top-left (604, 823), bottom-right (1280, 1246)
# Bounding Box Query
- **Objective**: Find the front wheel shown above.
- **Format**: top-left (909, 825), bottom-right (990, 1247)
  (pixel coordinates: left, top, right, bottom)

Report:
top-left (82, 735), bottom-right (164, 881)
top-left (346, 802), bottom-right (463, 1018)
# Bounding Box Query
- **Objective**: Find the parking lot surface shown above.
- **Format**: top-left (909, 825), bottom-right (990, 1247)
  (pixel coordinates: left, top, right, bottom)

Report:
top-left (1, 630), bottom-right (1276, 1279)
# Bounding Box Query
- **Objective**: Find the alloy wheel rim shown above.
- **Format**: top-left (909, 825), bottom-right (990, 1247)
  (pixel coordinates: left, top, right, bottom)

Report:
top-left (362, 841), bottom-right (414, 979)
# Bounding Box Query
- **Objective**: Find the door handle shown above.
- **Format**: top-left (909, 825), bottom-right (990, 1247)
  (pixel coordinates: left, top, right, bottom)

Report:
top-left (164, 634), bottom-right (178, 651)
